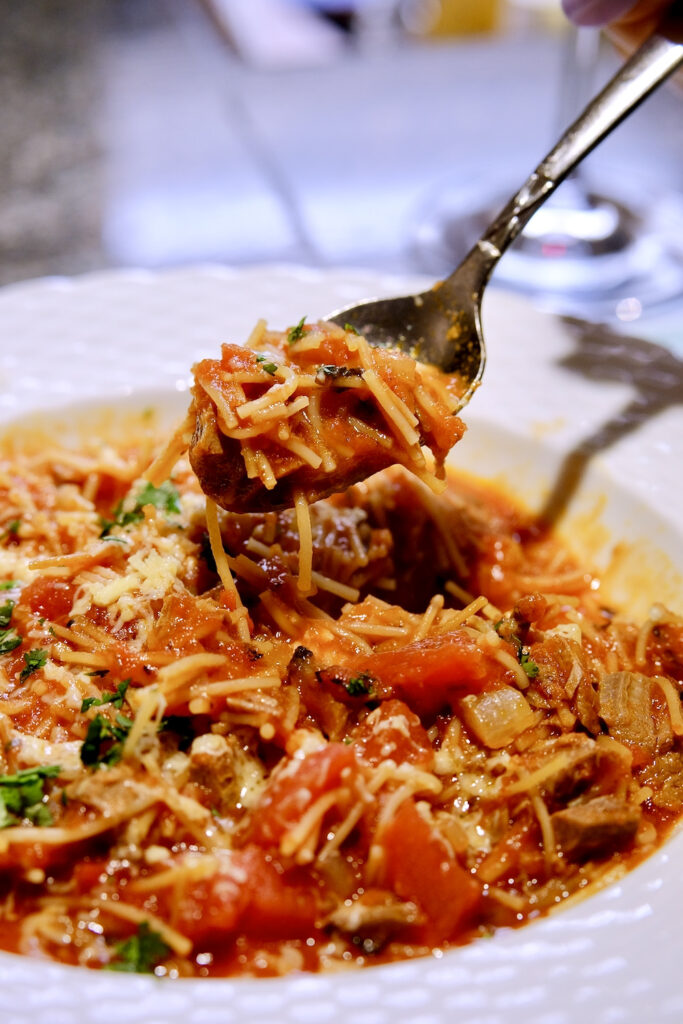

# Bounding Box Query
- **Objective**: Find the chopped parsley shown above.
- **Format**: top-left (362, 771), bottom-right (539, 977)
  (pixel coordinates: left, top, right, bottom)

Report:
top-left (0, 581), bottom-right (19, 591)
top-left (20, 648), bottom-right (48, 682)
top-left (0, 629), bottom-right (22, 655)
top-left (287, 316), bottom-right (307, 345)
top-left (100, 481), bottom-right (180, 537)
top-left (104, 922), bottom-right (170, 974)
top-left (315, 365), bottom-right (364, 383)
top-left (255, 353), bottom-right (278, 375)
top-left (345, 673), bottom-right (374, 697)
top-left (495, 618), bottom-right (539, 679)
top-left (0, 599), bottom-right (14, 629)
top-left (80, 712), bottom-right (133, 768)
top-left (1, 520), bottom-right (21, 544)
top-left (520, 651), bottom-right (540, 679)
top-left (0, 765), bottom-right (60, 829)
top-left (81, 679), bottom-right (130, 713)
top-left (344, 323), bottom-right (360, 335)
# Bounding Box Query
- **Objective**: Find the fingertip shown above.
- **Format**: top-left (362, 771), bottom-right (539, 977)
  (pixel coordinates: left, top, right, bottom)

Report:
top-left (561, 0), bottom-right (638, 27)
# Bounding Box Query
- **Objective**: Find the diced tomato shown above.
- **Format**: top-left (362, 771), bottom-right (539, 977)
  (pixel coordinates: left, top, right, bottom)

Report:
top-left (476, 820), bottom-right (537, 885)
top-left (174, 846), bottom-right (318, 944)
top-left (148, 592), bottom-right (225, 653)
top-left (378, 799), bottom-right (480, 943)
top-left (175, 860), bottom-right (248, 942)
top-left (72, 858), bottom-right (109, 894)
top-left (244, 852), bottom-right (320, 939)
top-left (364, 631), bottom-right (501, 716)
top-left (19, 577), bottom-right (75, 622)
top-left (247, 743), bottom-right (360, 848)
top-left (353, 699), bottom-right (433, 770)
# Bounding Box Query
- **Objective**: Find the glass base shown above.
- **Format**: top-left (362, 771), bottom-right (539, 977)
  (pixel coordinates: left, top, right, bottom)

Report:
top-left (411, 178), bottom-right (683, 323)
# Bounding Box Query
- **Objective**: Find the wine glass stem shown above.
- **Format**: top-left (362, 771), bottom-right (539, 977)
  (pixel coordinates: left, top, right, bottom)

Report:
top-left (553, 26), bottom-right (600, 209)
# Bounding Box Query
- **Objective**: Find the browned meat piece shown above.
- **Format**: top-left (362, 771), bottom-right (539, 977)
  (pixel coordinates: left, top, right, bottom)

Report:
top-left (324, 890), bottom-right (423, 952)
top-left (640, 751), bottom-right (683, 812)
top-left (514, 592), bottom-right (549, 627)
top-left (190, 386), bottom-right (396, 513)
top-left (217, 500), bottom-right (395, 611)
top-left (574, 671), bottom-right (601, 735)
top-left (598, 671), bottom-right (661, 764)
top-left (187, 328), bottom-right (466, 514)
top-left (287, 645), bottom-right (350, 741)
top-left (551, 795), bottom-right (640, 860)
top-left (188, 733), bottom-right (266, 814)
top-left (189, 733), bottom-right (236, 810)
top-left (503, 734), bottom-right (631, 809)
top-left (530, 735), bottom-right (608, 802)
top-left (526, 635), bottom-right (600, 733)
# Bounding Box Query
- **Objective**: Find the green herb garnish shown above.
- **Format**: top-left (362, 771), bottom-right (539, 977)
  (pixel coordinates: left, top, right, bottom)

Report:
top-left (345, 673), bottom-right (374, 697)
top-left (80, 712), bottom-right (133, 768)
top-left (81, 679), bottom-right (130, 713)
top-left (255, 354), bottom-right (278, 375)
top-left (0, 629), bottom-right (22, 655)
top-left (495, 618), bottom-right (540, 679)
top-left (344, 323), bottom-right (360, 335)
top-left (0, 765), bottom-right (60, 828)
top-left (520, 651), bottom-right (539, 678)
top-left (1, 520), bottom-right (21, 544)
top-left (0, 581), bottom-right (19, 591)
top-left (287, 316), bottom-right (307, 345)
top-left (104, 922), bottom-right (170, 974)
top-left (100, 481), bottom-right (180, 537)
top-left (20, 649), bottom-right (47, 682)
top-left (0, 599), bottom-right (14, 629)
top-left (316, 365), bottom-right (364, 382)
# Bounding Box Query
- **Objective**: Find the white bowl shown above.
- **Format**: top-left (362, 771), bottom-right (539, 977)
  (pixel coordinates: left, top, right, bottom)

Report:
top-left (0, 265), bottom-right (681, 1024)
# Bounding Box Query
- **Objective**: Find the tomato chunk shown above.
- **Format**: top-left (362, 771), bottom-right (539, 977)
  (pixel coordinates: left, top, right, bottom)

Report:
top-left (19, 577), bottom-right (75, 622)
top-left (353, 699), bottom-right (434, 770)
top-left (365, 631), bottom-right (500, 716)
top-left (247, 742), bottom-right (360, 848)
top-left (174, 846), bottom-right (318, 944)
top-left (379, 799), bottom-right (480, 943)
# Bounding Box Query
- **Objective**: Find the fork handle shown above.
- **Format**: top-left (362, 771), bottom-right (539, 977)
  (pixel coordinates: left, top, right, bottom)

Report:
top-left (454, 18), bottom-right (683, 287)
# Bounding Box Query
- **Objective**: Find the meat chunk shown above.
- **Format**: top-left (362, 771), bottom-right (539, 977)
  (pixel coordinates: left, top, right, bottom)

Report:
top-left (188, 328), bottom-right (465, 513)
top-left (287, 645), bottom-right (350, 741)
top-left (326, 891), bottom-right (422, 931)
top-left (189, 733), bottom-right (266, 813)
top-left (551, 795), bottom-right (640, 860)
top-left (520, 734), bottom-right (608, 802)
top-left (598, 671), bottom-right (660, 765)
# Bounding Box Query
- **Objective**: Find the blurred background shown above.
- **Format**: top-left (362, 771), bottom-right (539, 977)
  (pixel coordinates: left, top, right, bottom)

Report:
top-left (1, 0), bottom-right (681, 331)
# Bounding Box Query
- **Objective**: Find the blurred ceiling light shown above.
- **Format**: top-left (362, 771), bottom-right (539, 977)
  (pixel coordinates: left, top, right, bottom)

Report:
top-left (615, 296), bottom-right (643, 322)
